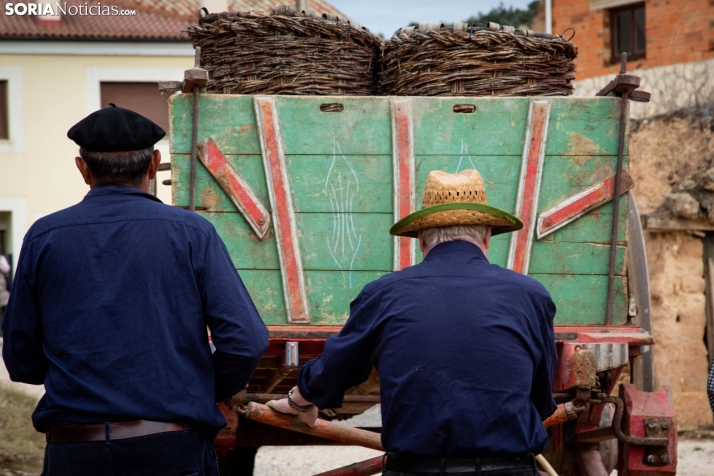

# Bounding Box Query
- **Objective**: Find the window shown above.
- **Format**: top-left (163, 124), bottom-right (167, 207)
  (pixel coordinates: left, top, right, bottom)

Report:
top-left (100, 82), bottom-right (170, 134)
top-left (611, 3), bottom-right (646, 62)
top-left (0, 81), bottom-right (8, 140)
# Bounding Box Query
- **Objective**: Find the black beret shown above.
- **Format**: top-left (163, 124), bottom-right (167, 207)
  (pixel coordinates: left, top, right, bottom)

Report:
top-left (67, 104), bottom-right (166, 152)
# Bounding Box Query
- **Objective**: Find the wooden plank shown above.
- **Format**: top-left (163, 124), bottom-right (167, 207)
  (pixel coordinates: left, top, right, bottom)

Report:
top-left (532, 274), bottom-right (628, 326)
top-left (298, 213), bottom-right (393, 272)
top-left (203, 212), bottom-right (279, 269)
top-left (539, 196), bottom-right (628, 244)
top-left (539, 155), bottom-right (630, 212)
top-left (305, 270), bottom-right (385, 324)
top-left (203, 212), bottom-right (394, 271)
top-left (537, 170), bottom-right (634, 240)
top-left (255, 95), bottom-right (310, 324)
top-left (174, 153), bottom-right (521, 214)
top-left (529, 242), bottom-right (627, 276)
top-left (545, 98), bottom-right (625, 156)
top-left (170, 94), bottom-right (261, 155)
top-left (642, 214), bottom-right (714, 232)
top-left (391, 98), bottom-right (418, 270)
top-left (173, 154), bottom-right (269, 212)
top-left (238, 269), bottom-right (287, 325)
top-left (239, 269), bottom-right (384, 325)
top-left (411, 97), bottom-right (530, 156)
top-left (290, 155), bottom-right (392, 213)
top-left (171, 96), bottom-right (625, 157)
top-left (507, 100), bottom-right (551, 275)
top-left (275, 97), bottom-right (392, 155)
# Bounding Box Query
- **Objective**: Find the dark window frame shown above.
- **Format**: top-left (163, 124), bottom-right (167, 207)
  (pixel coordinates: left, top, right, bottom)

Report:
top-left (0, 80), bottom-right (8, 140)
top-left (610, 2), bottom-right (646, 63)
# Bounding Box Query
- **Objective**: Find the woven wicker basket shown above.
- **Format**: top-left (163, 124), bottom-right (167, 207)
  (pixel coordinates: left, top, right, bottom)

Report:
top-left (381, 23), bottom-right (578, 97)
top-left (188, 6), bottom-right (382, 96)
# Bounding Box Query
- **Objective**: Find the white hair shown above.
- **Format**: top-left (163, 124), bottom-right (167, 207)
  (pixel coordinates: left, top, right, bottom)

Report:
top-left (420, 225), bottom-right (489, 249)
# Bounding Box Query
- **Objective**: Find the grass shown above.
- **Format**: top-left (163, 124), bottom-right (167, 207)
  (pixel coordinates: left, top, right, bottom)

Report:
top-left (0, 384), bottom-right (45, 475)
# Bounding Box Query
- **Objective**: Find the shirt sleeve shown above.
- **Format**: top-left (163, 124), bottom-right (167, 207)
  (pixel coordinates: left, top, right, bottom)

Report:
top-left (531, 292), bottom-right (558, 420)
top-left (1, 240), bottom-right (49, 385)
top-left (199, 228), bottom-right (269, 402)
top-left (298, 287), bottom-right (380, 409)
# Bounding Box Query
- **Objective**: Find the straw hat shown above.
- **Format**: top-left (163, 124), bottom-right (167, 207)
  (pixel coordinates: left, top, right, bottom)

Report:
top-left (390, 169), bottom-right (523, 238)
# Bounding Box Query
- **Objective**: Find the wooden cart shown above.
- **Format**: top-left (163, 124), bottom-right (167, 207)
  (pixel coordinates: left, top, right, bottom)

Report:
top-left (166, 67), bottom-right (676, 475)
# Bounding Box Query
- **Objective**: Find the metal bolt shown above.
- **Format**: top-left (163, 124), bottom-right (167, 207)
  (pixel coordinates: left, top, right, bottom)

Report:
top-left (544, 218), bottom-right (552, 227)
top-left (258, 218), bottom-right (265, 225)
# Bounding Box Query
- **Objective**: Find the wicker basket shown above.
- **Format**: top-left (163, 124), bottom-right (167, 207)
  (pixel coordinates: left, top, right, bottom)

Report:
top-left (381, 23), bottom-right (578, 97)
top-left (188, 6), bottom-right (382, 96)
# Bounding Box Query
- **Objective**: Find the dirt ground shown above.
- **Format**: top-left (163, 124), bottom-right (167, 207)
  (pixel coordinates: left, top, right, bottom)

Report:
top-left (252, 440), bottom-right (714, 476)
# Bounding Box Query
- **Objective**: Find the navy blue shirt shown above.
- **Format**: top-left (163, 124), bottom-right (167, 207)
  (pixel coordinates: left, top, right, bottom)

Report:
top-left (2, 185), bottom-right (268, 432)
top-left (298, 240), bottom-right (557, 457)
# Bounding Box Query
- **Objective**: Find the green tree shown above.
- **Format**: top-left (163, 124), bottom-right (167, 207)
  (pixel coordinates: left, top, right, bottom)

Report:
top-left (465, 1), bottom-right (540, 29)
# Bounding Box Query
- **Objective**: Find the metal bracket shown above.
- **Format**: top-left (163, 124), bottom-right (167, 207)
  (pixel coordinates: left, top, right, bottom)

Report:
top-left (643, 418), bottom-right (671, 466)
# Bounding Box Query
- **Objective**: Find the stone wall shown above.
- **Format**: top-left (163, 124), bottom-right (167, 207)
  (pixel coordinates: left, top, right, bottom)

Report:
top-left (629, 112), bottom-right (714, 429)
top-left (574, 58), bottom-right (714, 119)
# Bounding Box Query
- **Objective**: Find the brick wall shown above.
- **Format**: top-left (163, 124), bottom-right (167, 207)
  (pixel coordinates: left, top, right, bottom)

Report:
top-left (551, 0), bottom-right (714, 80)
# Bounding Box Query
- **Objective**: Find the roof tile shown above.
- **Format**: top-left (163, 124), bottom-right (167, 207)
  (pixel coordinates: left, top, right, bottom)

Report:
top-left (0, 0), bottom-right (347, 41)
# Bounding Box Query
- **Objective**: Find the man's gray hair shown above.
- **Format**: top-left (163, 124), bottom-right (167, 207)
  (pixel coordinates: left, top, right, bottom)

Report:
top-left (421, 225), bottom-right (489, 248)
top-left (79, 146), bottom-right (154, 186)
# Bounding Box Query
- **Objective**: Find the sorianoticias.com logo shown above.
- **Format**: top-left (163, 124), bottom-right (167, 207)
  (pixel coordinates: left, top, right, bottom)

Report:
top-left (4, 3), bottom-right (137, 16)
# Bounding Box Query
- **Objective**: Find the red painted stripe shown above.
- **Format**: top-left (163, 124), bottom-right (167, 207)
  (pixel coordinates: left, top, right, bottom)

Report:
top-left (393, 100), bottom-right (415, 270)
top-left (510, 102), bottom-right (549, 274)
top-left (256, 98), bottom-right (309, 323)
top-left (537, 170), bottom-right (634, 238)
top-left (542, 187), bottom-right (607, 233)
top-left (199, 138), bottom-right (270, 238)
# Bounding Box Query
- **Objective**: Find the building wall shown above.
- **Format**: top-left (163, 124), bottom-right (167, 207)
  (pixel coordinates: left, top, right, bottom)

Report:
top-left (552, 0), bottom-right (714, 81)
top-left (574, 57), bottom-right (714, 119)
top-left (629, 113), bottom-right (714, 430)
top-left (0, 51), bottom-right (191, 264)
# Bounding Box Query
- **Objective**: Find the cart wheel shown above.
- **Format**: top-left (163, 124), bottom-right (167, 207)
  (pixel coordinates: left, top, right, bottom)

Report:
top-left (222, 446), bottom-right (259, 476)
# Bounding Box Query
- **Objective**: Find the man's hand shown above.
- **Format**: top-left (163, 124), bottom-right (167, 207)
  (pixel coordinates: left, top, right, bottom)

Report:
top-left (266, 387), bottom-right (319, 427)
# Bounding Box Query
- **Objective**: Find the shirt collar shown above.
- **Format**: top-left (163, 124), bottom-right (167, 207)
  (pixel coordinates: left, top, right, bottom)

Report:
top-left (423, 239), bottom-right (489, 262)
top-left (83, 183), bottom-right (163, 203)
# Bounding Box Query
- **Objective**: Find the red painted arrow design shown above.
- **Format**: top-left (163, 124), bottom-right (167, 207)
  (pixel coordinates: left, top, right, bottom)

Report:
top-left (197, 137), bottom-right (271, 239)
top-left (537, 170), bottom-right (634, 240)
top-left (254, 96), bottom-right (310, 324)
top-left (391, 98), bottom-right (417, 271)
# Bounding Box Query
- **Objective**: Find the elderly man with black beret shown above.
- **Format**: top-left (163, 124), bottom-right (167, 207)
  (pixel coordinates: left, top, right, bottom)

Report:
top-left (268, 169), bottom-right (557, 476)
top-left (2, 105), bottom-right (268, 476)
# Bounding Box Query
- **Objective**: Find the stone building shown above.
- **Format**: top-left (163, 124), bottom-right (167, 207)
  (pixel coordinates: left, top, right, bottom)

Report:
top-left (534, 0), bottom-right (714, 429)
top-left (0, 0), bottom-right (344, 273)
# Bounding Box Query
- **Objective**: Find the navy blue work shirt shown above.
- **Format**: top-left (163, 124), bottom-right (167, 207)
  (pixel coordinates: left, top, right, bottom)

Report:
top-left (298, 240), bottom-right (557, 457)
top-left (2, 184), bottom-right (268, 433)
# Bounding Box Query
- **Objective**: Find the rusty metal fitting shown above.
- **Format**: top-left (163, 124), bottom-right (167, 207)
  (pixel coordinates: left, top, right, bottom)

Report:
top-left (183, 47), bottom-right (209, 92)
top-left (601, 396), bottom-right (669, 447)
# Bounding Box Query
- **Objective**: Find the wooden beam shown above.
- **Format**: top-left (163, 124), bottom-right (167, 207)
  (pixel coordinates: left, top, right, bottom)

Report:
top-left (642, 214), bottom-right (714, 232)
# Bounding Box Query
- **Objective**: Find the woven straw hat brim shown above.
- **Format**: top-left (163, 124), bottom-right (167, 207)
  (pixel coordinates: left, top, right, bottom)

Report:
top-left (390, 202), bottom-right (523, 238)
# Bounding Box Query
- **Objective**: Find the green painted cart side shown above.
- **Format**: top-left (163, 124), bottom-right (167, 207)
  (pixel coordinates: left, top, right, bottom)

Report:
top-left (169, 95), bottom-right (630, 327)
